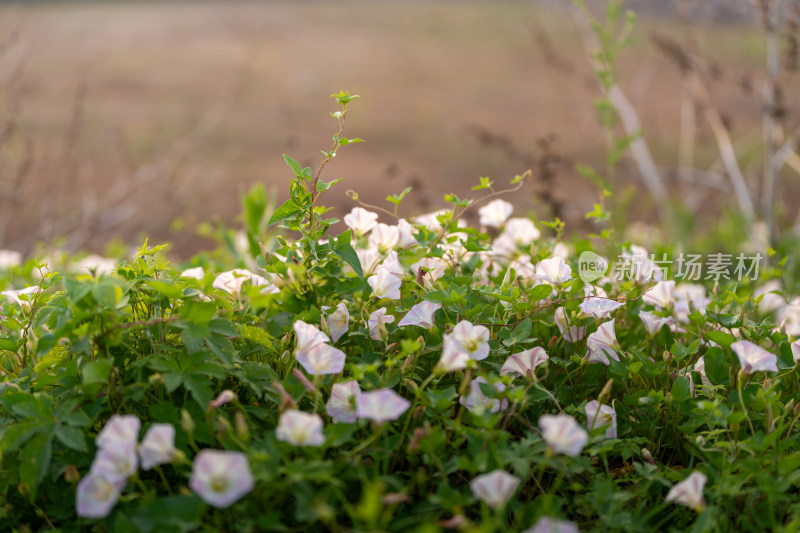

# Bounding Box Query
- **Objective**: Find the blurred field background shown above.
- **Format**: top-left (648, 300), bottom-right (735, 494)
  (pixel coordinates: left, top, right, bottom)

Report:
top-left (0, 0), bottom-right (798, 257)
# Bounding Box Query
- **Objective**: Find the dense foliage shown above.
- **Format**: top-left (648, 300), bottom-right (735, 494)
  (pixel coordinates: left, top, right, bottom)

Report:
top-left (1, 92), bottom-right (799, 533)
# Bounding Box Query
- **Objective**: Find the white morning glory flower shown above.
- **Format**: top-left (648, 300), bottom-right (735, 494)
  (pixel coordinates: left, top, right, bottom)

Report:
top-left (355, 389), bottom-right (410, 424)
top-left (378, 250), bottom-right (405, 280)
top-left (366, 307), bottom-right (395, 341)
top-left (585, 400), bottom-right (617, 439)
top-left (413, 210), bottom-right (448, 232)
top-left (138, 423), bottom-right (176, 470)
top-left (296, 343), bottom-right (346, 375)
top-left (460, 377), bottom-right (508, 414)
top-left (444, 321), bottom-right (490, 361)
top-left (555, 307), bottom-right (586, 342)
top-left (437, 345), bottom-right (471, 372)
top-left (213, 269), bottom-right (278, 296)
top-left (357, 247), bottom-right (381, 276)
top-left (0, 249), bottom-right (22, 269)
top-left (323, 302), bottom-right (350, 343)
top-left (368, 267), bottom-right (402, 300)
top-left (180, 266), bottom-right (205, 280)
top-left (665, 470), bottom-right (707, 512)
top-left (731, 340), bottom-right (778, 374)
top-left (397, 301), bottom-right (441, 329)
top-left (579, 298), bottom-right (624, 319)
top-left (469, 470), bottom-right (520, 510)
top-left (343, 207), bottom-right (379, 236)
top-left (410, 257), bottom-right (448, 288)
top-left (478, 199), bottom-right (514, 228)
top-left (293, 320), bottom-right (330, 353)
top-left (96, 414), bottom-right (141, 449)
top-left (368, 223), bottom-right (400, 251)
top-left (76, 472), bottom-right (125, 519)
top-left (326, 380), bottom-right (362, 423)
top-left (523, 516), bottom-right (579, 533)
top-left (1, 286), bottom-right (41, 307)
top-left (396, 218), bottom-right (417, 248)
top-left (189, 450), bottom-right (255, 508)
top-left (792, 340), bottom-right (800, 363)
top-left (674, 283), bottom-right (710, 322)
top-left (500, 347), bottom-right (549, 379)
top-left (536, 257), bottom-right (572, 284)
top-left (90, 443), bottom-right (138, 483)
top-left (585, 319), bottom-right (619, 365)
top-left (638, 310), bottom-right (673, 336)
top-left (502, 218), bottom-right (541, 246)
top-left (539, 414), bottom-right (589, 456)
top-left (74, 254), bottom-right (117, 276)
top-left (276, 409), bottom-right (326, 447)
top-left (642, 280), bottom-right (675, 309)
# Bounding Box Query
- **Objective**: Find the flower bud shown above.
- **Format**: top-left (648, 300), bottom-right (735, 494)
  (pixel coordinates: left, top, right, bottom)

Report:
top-left (598, 379), bottom-right (614, 404)
top-left (180, 409), bottom-right (195, 436)
top-left (235, 411), bottom-right (250, 443)
top-left (641, 448), bottom-right (656, 465)
top-left (64, 464), bottom-right (80, 483)
top-left (292, 368), bottom-right (317, 395)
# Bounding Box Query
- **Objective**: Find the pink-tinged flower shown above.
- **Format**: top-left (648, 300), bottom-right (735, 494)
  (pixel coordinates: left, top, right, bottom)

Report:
top-left (296, 343), bottom-right (346, 375)
top-left (326, 380), bottom-right (361, 423)
top-left (693, 357), bottom-right (711, 387)
top-left (501, 347), bottom-right (549, 379)
top-left (276, 409), bottom-right (326, 446)
top-left (638, 310), bottom-right (673, 336)
top-left (0, 249), bottom-right (22, 269)
top-left (478, 199), bottom-right (514, 228)
top-left (213, 269), bottom-right (278, 296)
top-left (536, 257), bottom-right (572, 284)
top-left (180, 266), bottom-right (205, 280)
top-left (437, 345), bottom-right (471, 372)
top-left (502, 218), bottom-right (541, 246)
top-left (792, 340), bottom-right (800, 363)
top-left (210, 390), bottom-right (236, 409)
top-left (665, 471), bottom-right (707, 512)
top-left (189, 450), bottom-right (254, 508)
top-left (368, 267), bottom-right (402, 300)
top-left (398, 301), bottom-right (441, 329)
top-left (410, 257), bottom-right (448, 288)
top-left (369, 223), bottom-right (400, 251)
top-left (355, 389), bottom-right (410, 424)
top-left (397, 219), bottom-right (417, 248)
top-left (357, 247), bottom-right (380, 276)
top-left (90, 443), bottom-right (138, 482)
top-left (642, 280), bottom-right (675, 308)
top-left (585, 400), bottom-right (617, 439)
top-left (674, 283), bottom-right (710, 322)
top-left (76, 472), bottom-right (125, 519)
top-left (293, 320), bottom-right (330, 353)
top-left (365, 307), bottom-right (394, 341)
top-left (539, 414), bottom-right (588, 456)
top-left (379, 251), bottom-right (405, 279)
top-left (523, 517), bottom-right (579, 533)
top-left (1, 286), bottom-right (41, 307)
top-left (323, 302), bottom-right (349, 343)
top-left (508, 255), bottom-right (537, 279)
top-left (731, 340), bottom-right (778, 374)
top-left (469, 470), bottom-right (520, 510)
top-left (460, 377), bottom-right (508, 414)
top-left (579, 298), bottom-right (624, 319)
top-left (555, 307), bottom-right (585, 342)
top-left (444, 321), bottom-right (490, 361)
top-left (96, 414), bottom-right (140, 449)
top-left (139, 424), bottom-right (176, 470)
top-left (414, 210), bottom-right (448, 232)
top-left (754, 280), bottom-right (785, 313)
top-left (343, 207), bottom-right (379, 236)
top-left (585, 319), bottom-right (619, 365)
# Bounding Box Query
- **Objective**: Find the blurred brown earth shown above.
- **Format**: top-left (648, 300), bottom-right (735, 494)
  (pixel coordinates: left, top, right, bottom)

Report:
top-left (0, 0), bottom-right (796, 257)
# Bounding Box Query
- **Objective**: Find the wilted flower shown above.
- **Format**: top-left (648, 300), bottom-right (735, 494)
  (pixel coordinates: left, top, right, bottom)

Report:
top-left (96, 414), bottom-right (141, 449)
top-left (180, 266), bottom-right (205, 280)
top-left (356, 389), bottom-right (410, 423)
top-left (523, 517), bottom-right (580, 533)
top-left (367, 307), bottom-right (395, 341)
top-left (731, 340), bottom-right (778, 374)
top-left (368, 267), bottom-right (402, 300)
top-left (586, 319), bottom-right (619, 365)
top-left (536, 257), bottom-right (572, 284)
top-left (323, 302), bottom-right (349, 343)
top-left (76, 472), bottom-right (125, 519)
top-left (555, 307), bottom-right (585, 342)
top-left (500, 347), bottom-right (549, 378)
top-left (369, 223), bottom-right (400, 251)
top-left (276, 409), bottom-right (326, 446)
top-left (326, 380), bottom-right (362, 423)
top-left (189, 450), bottom-right (254, 508)
top-left (539, 414), bottom-right (588, 456)
top-left (478, 199), bottom-right (513, 228)
top-left (642, 280), bottom-right (675, 308)
top-left (665, 470), bottom-right (707, 512)
top-left (585, 400), bottom-right (617, 439)
top-left (138, 424), bottom-right (176, 470)
top-left (293, 320), bottom-right (330, 353)
top-left (210, 390), bottom-right (237, 409)
top-left (213, 269), bottom-right (278, 296)
top-left (343, 207), bottom-right (379, 236)
top-left (398, 301), bottom-right (441, 329)
top-left (296, 343), bottom-right (346, 375)
top-left (460, 377), bottom-right (508, 414)
top-left (444, 321), bottom-right (490, 361)
top-left (469, 470), bottom-right (520, 510)
top-left (90, 443), bottom-right (138, 482)
top-left (579, 298), bottom-right (624, 319)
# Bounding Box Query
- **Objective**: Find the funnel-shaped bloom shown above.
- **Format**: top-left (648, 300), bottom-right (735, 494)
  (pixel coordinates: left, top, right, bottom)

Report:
top-left (293, 320), bottom-right (330, 353)
top-left (478, 199), bottom-right (514, 228)
top-left (326, 380), bottom-right (361, 423)
top-left (138, 423), bottom-right (176, 470)
top-left (90, 443), bottom-right (138, 483)
top-left (296, 343), bottom-right (346, 375)
top-left (1, 286), bottom-right (41, 307)
top-left (213, 269), bottom-right (278, 296)
top-left (323, 302), bottom-right (350, 343)
top-left (180, 266), bottom-right (205, 280)
top-left (523, 517), bottom-right (579, 533)
top-left (579, 298), bottom-right (624, 319)
top-left (356, 389), bottom-right (410, 424)
top-left (343, 207), bottom-right (379, 236)
top-left (189, 450), bottom-right (254, 508)
top-left (379, 251), bottom-right (405, 280)
top-left (731, 340), bottom-right (778, 374)
top-left (586, 319), bottom-right (619, 365)
top-left (366, 307), bottom-right (395, 341)
top-left (665, 471), bottom-right (707, 512)
top-left (76, 472), bottom-right (125, 519)
top-left (276, 409), bottom-right (325, 447)
top-left (639, 310), bottom-right (673, 336)
top-left (444, 321), bottom-right (490, 361)
top-left (398, 301), bottom-right (441, 329)
top-left (792, 340), bottom-right (800, 363)
top-left (540, 414), bottom-right (588, 456)
top-left (500, 347), bottom-right (549, 378)
top-left (437, 345), bottom-right (471, 372)
top-left (470, 470), bottom-right (520, 510)
top-left (460, 377), bottom-right (508, 414)
top-left (369, 223), bottom-right (400, 251)
top-left (397, 218), bottom-right (417, 248)
top-left (585, 400), bottom-right (617, 439)
top-left (642, 280), bottom-right (675, 308)
top-left (368, 267), bottom-right (402, 300)
top-left (536, 257), bottom-right (572, 284)
top-left (96, 414), bottom-right (140, 449)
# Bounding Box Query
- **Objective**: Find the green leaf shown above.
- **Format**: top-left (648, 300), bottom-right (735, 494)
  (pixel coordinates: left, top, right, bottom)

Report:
top-left (82, 359), bottom-right (114, 385)
top-left (707, 311), bottom-right (742, 329)
top-left (130, 495), bottom-right (206, 532)
top-left (670, 376), bottom-right (692, 402)
top-left (180, 300), bottom-right (216, 326)
top-left (529, 284), bottom-right (553, 301)
top-left (705, 330), bottom-right (736, 349)
top-left (704, 348), bottom-right (730, 386)
top-left (386, 187), bottom-right (412, 206)
top-left (333, 230), bottom-right (364, 279)
top-left (282, 154), bottom-right (303, 177)
top-left (240, 324), bottom-right (274, 348)
top-left (54, 424), bottom-right (88, 452)
top-left (268, 198), bottom-right (302, 226)
top-left (19, 430), bottom-right (53, 500)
